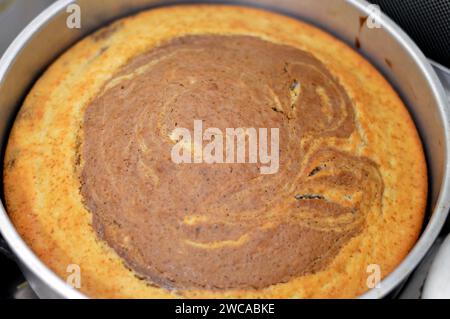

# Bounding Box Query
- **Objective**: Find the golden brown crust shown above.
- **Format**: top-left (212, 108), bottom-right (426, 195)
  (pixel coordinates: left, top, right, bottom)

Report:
top-left (3, 5), bottom-right (427, 298)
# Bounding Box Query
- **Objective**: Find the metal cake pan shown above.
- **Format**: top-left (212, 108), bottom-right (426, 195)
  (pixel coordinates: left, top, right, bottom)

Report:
top-left (0, 0), bottom-right (449, 299)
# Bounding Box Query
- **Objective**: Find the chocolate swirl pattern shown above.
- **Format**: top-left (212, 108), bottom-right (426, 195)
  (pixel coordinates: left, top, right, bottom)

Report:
top-left (80, 35), bottom-right (384, 290)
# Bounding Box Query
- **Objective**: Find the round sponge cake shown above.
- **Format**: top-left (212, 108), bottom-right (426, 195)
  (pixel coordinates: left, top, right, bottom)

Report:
top-left (3, 5), bottom-right (427, 298)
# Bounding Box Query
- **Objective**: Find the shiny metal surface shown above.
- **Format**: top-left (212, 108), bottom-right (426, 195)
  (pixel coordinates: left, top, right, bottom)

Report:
top-left (0, 0), bottom-right (448, 299)
top-left (0, 0), bottom-right (55, 56)
top-left (422, 234), bottom-right (450, 298)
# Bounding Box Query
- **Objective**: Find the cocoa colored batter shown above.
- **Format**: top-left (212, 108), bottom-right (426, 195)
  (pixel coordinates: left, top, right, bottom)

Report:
top-left (80, 35), bottom-right (383, 290)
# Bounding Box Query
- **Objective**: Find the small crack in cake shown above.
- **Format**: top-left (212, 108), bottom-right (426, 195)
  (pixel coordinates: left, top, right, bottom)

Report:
top-left (3, 5), bottom-right (427, 298)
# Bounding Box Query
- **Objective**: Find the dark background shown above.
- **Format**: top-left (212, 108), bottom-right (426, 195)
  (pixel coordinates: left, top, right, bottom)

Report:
top-left (370, 0), bottom-right (450, 68)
